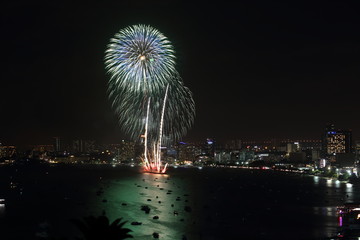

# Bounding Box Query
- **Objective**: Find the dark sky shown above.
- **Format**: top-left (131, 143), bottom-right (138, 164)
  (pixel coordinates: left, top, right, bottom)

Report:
top-left (1, 0), bottom-right (360, 145)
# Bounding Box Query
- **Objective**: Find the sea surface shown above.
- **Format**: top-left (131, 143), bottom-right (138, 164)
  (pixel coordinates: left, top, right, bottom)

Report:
top-left (0, 164), bottom-right (358, 240)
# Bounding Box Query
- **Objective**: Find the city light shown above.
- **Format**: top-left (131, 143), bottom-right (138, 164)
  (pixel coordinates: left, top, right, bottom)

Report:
top-left (0, 198), bottom-right (5, 208)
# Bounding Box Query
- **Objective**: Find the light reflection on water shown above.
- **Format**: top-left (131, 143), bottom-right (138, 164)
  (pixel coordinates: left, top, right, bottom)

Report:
top-left (1, 166), bottom-right (360, 240)
top-left (326, 179), bottom-right (333, 187)
top-left (84, 171), bottom-right (358, 240)
top-left (0, 204), bottom-right (5, 217)
top-left (335, 180), bottom-right (341, 188)
top-left (313, 176), bottom-right (354, 202)
top-left (87, 172), bottom-right (191, 239)
top-left (313, 176), bottom-right (319, 185)
top-left (0, 198), bottom-right (5, 218)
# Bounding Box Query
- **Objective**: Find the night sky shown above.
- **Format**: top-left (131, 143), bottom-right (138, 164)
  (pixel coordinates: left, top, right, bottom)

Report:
top-left (1, 0), bottom-right (360, 146)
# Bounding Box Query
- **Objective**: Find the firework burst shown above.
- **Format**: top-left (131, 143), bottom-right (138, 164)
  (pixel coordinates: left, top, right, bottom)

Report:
top-left (108, 74), bottom-right (195, 144)
top-left (105, 24), bottom-right (176, 95)
top-left (105, 24), bottom-right (195, 173)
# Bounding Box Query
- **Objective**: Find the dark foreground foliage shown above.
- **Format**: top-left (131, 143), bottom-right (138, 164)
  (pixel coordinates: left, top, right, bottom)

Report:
top-left (71, 215), bottom-right (133, 240)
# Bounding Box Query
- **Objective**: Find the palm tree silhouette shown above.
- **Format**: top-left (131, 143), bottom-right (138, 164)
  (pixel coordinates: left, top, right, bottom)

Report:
top-left (71, 215), bottom-right (133, 240)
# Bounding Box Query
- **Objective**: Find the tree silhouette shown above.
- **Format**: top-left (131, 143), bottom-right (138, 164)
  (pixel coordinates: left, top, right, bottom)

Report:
top-left (71, 216), bottom-right (133, 240)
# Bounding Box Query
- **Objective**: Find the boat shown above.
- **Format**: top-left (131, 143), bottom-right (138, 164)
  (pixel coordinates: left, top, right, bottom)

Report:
top-left (131, 221), bottom-right (142, 225)
top-left (336, 202), bottom-right (360, 239)
top-left (337, 202), bottom-right (360, 215)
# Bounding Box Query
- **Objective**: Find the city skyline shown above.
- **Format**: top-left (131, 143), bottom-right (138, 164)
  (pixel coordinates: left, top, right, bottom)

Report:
top-left (0, 125), bottom-right (354, 152)
top-left (2, 1), bottom-right (360, 145)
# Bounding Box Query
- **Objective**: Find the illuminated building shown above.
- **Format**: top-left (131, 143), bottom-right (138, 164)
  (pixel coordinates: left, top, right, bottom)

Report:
top-left (297, 140), bottom-right (322, 151)
top-left (72, 140), bottom-right (96, 153)
top-left (214, 151), bottom-right (231, 163)
top-left (318, 158), bottom-right (328, 168)
top-left (239, 150), bottom-right (255, 162)
top-left (279, 139), bottom-right (322, 151)
top-left (29, 145), bottom-right (55, 161)
top-left (118, 140), bottom-right (135, 163)
top-left (224, 139), bottom-right (242, 150)
top-left (286, 142), bottom-right (300, 154)
top-left (177, 142), bottom-right (197, 163)
top-left (203, 138), bottom-right (215, 158)
top-left (241, 139), bottom-right (321, 152)
top-left (0, 145), bottom-right (16, 159)
top-left (326, 133), bottom-right (346, 154)
top-left (322, 124), bottom-right (352, 156)
top-left (31, 145), bottom-right (54, 152)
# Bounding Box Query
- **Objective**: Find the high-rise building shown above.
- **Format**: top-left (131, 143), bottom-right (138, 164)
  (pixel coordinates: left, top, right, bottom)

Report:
top-left (118, 140), bottom-right (135, 162)
top-left (286, 142), bottom-right (300, 154)
top-left (84, 140), bottom-right (96, 153)
top-left (72, 139), bottom-right (84, 153)
top-left (239, 150), bottom-right (255, 162)
top-left (53, 137), bottom-right (61, 152)
top-left (203, 138), bottom-right (215, 157)
top-left (72, 139), bottom-right (96, 153)
top-left (224, 139), bottom-right (241, 150)
top-left (214, 151), bottom-right (231, 163)
top-left (311, 150), bottom-right (320, 161)
top-left (31, 145), bottom-right (54, 152)
top-left (177, 142), bottom-right (197, 163)
top-left (322, 124), bottom-right (352, 155)
top-left (0, 145), bottom-right (16, 159)
top-left (356, 141), bottom-right (360, 161)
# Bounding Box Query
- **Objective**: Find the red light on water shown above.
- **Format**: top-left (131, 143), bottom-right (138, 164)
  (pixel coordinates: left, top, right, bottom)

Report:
top-left (143, 162), bottom-right (168, 174)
